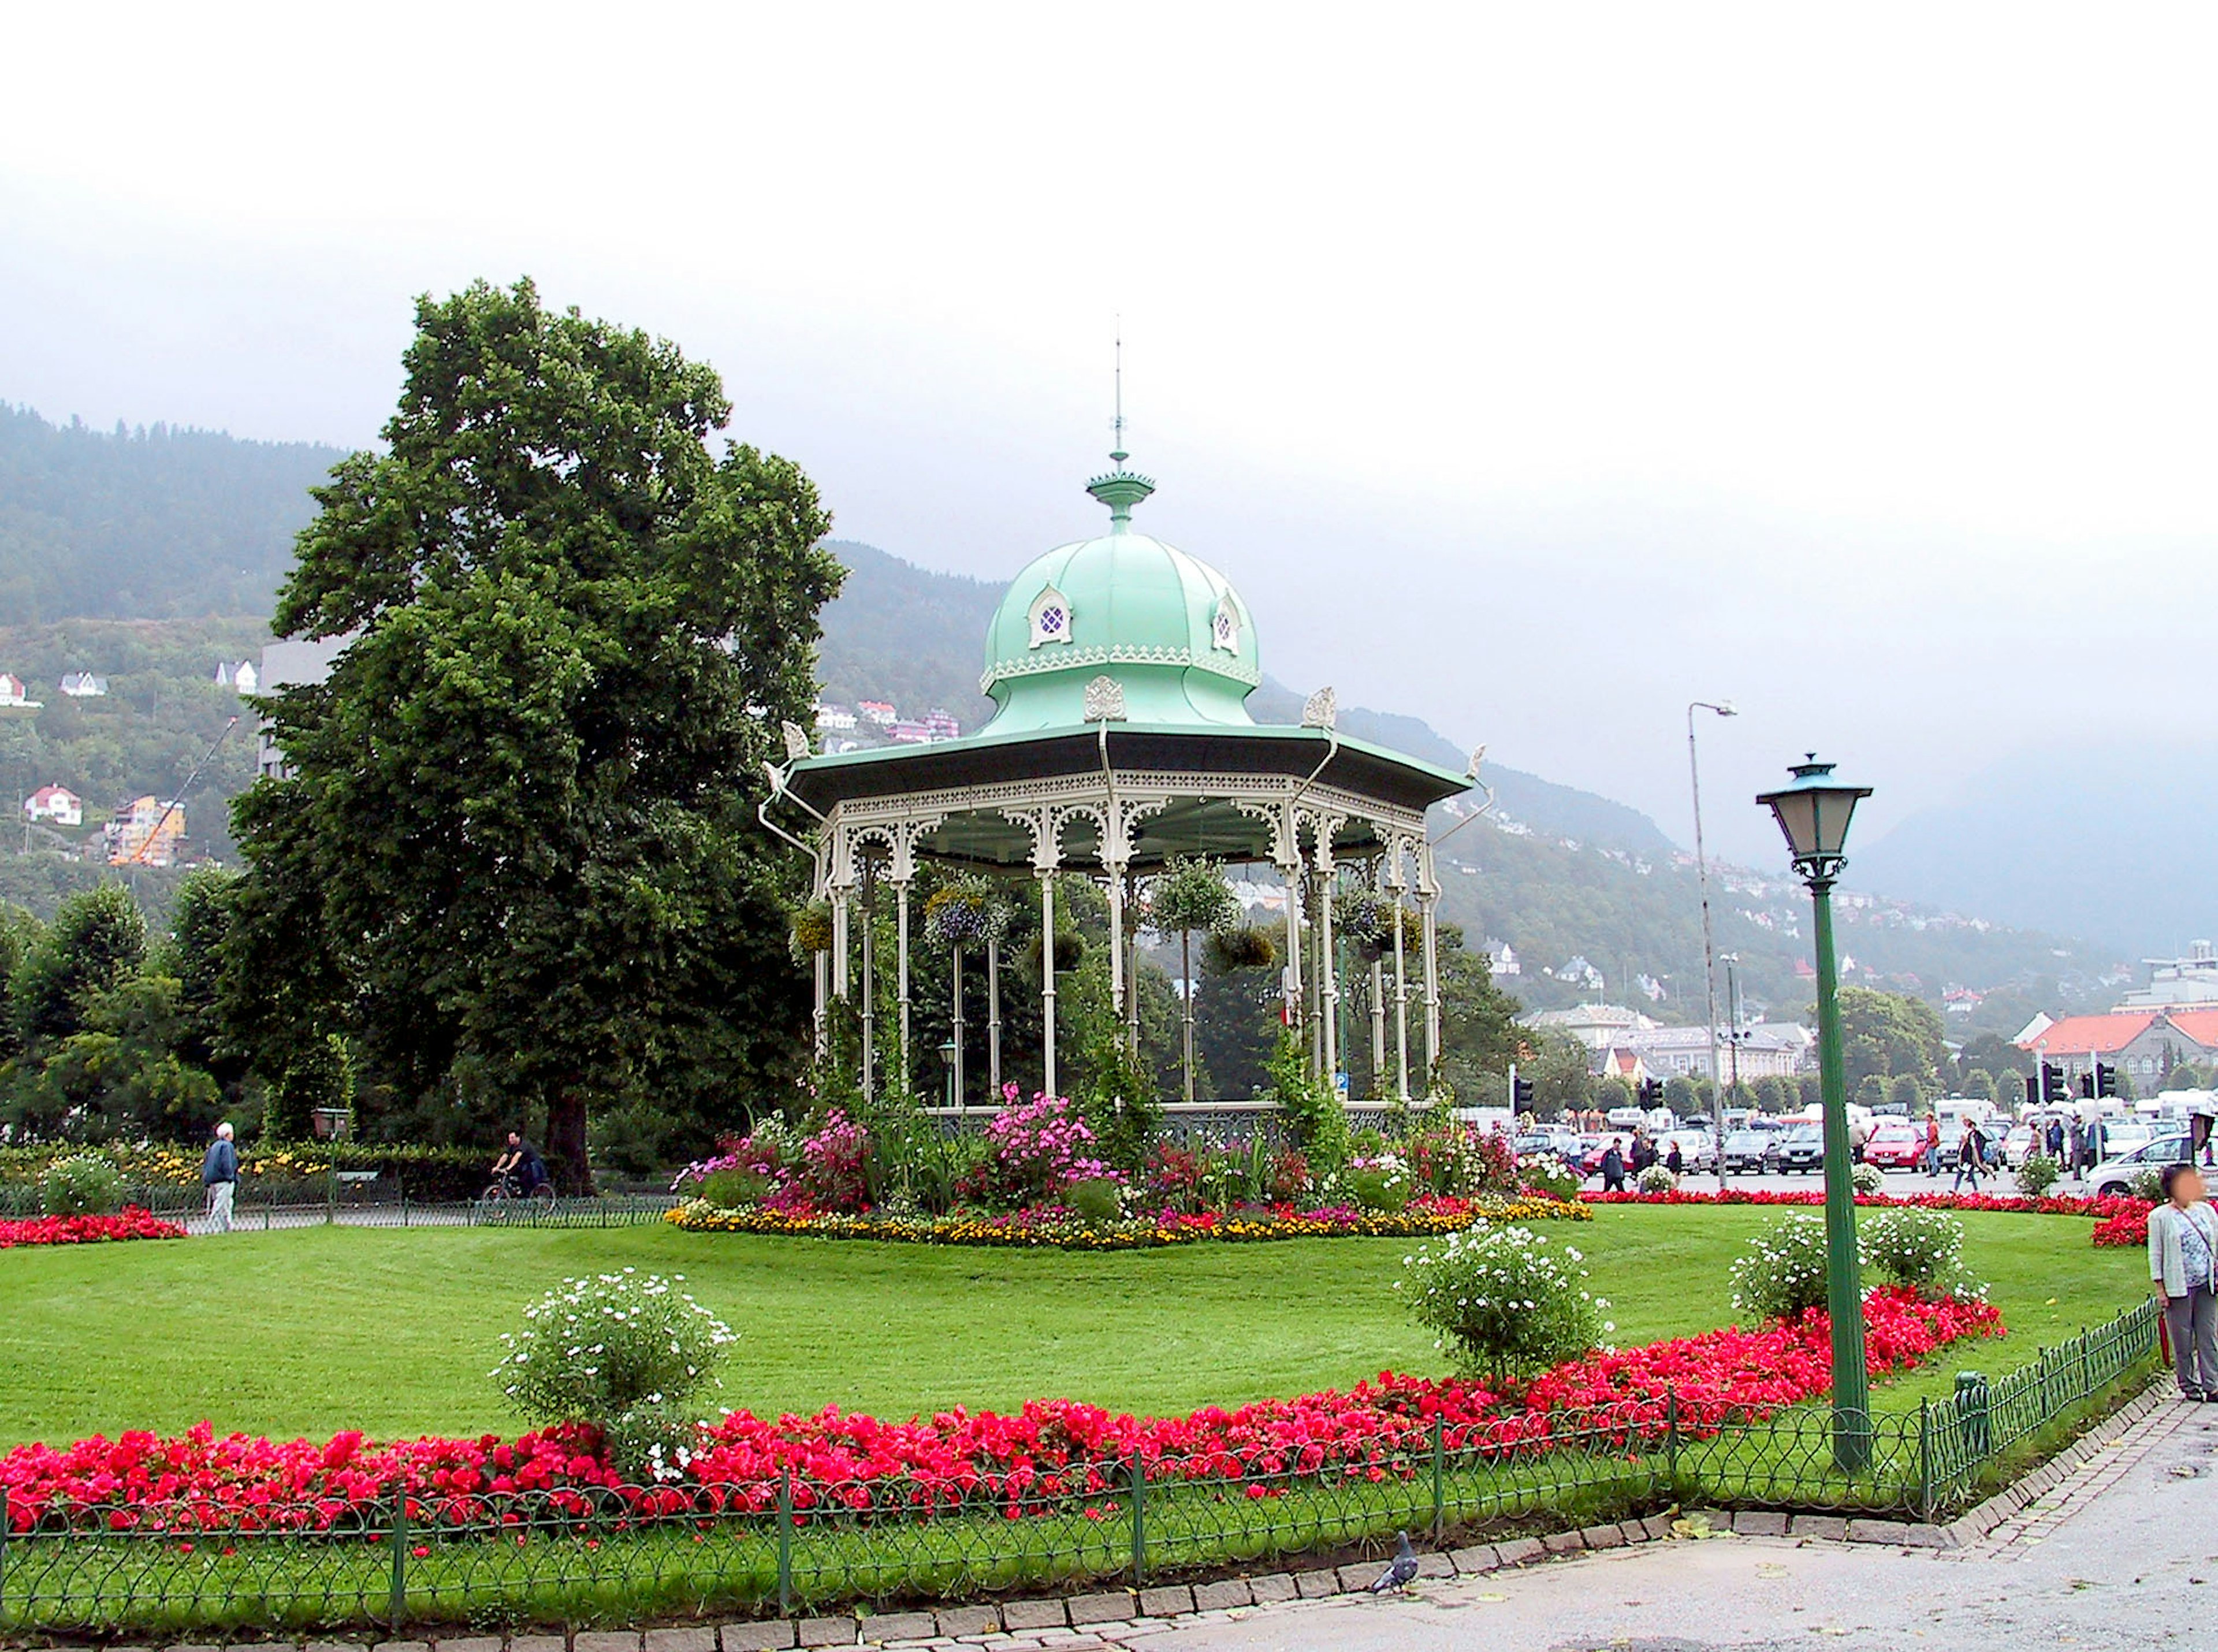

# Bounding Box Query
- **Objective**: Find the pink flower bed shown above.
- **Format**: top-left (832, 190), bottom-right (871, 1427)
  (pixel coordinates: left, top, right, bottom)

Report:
top-left (0, 1209), bottom-right (185, 1249)
top-left (0, 1288), bottom-right (1996, 1530)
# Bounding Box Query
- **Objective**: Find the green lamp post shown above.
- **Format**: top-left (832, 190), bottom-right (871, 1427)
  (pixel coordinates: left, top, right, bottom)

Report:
top-left (1756, 753), bottom-right (1875, 1474)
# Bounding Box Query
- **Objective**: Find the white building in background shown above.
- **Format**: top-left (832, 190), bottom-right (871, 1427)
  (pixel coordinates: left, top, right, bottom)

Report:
top-left (58, 672), bottom-right (108, 698)
top-left (0, 673), bottom-right (39, 707)
top-left (255, 636), bottom-right (352, 779)
top-left (1520, 1003), bottom-right (1657, 1050)
top-left (23, 784), bottom-right (82, 827)
top-left (1484, 940), bottom-right (1520, 977)
top-left (215, 660), bottom-right (260, 693)
top-left (2119, 943), bottom-right (2218, 1010)
top-left (1628, 1021), bottom-right (1813, 1080)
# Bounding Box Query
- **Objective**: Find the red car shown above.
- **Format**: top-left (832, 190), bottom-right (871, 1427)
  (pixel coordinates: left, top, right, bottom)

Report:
top-left (1863, 1122), bottom-right (1925, 1171)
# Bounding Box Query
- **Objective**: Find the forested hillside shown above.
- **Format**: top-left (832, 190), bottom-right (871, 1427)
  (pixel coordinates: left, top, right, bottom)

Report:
top-left (0, 411), bottom-right (2109, 1030)
top-left (0, 405), bottom-right (342, 622)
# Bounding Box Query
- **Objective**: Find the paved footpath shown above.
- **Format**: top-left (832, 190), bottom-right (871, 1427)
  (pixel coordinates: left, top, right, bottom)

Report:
top-left (1026, 1397), bottom-right (2218, 1652)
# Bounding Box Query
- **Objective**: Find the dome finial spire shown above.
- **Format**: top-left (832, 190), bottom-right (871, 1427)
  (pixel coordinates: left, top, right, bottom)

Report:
top-left (1087, 322), bottom-right (1155, 530)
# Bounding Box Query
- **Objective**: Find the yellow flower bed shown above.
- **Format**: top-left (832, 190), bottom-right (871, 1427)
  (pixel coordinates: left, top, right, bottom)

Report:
top-left (667, 1194), bottom-right (1589, 1251)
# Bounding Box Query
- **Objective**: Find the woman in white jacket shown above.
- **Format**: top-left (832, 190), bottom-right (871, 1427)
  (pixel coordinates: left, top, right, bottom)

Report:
top-left (2149, 1163), bottom-right (2218, 1401)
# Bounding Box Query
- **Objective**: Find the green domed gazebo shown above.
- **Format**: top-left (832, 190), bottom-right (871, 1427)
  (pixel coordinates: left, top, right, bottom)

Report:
top-left (766, 447), bottom-right (1473, 1106)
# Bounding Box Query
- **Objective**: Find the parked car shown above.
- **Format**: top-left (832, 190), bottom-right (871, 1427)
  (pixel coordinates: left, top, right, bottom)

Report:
top-left (2089, 1134), bottom-right (2193, 1200)
top-left (1764, 1125), bottom-right (1825, 1175)
top-left (1864, 1121), bottom-right (1925, 1171)
top-left (1722, 1128), bottom-right (1772, 1175)
top-left (1658, 1130), bottom-right (1717, 1174)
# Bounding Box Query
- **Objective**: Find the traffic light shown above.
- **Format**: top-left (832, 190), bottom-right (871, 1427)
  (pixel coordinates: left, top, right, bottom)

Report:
top-left (2096, 1062), bottom-right (2119, 1098)
top-left (2023, 1072), bottom-right (2040, 1108)
top-left (2040, 1062), bottom-right (2070, 1104)
top-left (1513, 1076), bottom-right (1536, 1110)
top-left (1639, 1078), bottom-right (1664, 1106)
top-left (2078, 1071), bottom-right (2095, 1100)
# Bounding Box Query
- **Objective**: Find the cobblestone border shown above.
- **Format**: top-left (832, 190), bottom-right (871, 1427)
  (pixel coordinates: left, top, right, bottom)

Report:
top-left (35, 1381), bottom-right (2172, 1652)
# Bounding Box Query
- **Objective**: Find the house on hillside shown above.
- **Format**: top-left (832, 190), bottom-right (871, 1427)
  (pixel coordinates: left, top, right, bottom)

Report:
top-left (215, 660), bottom-right (260, 693)
top-left (58, 672), bottom-right (109, 698)
top-left (856, 700), bottom-right (898, 727)
top-left (23, 785), bottom-right (82, 827)
top-left (813, 702), bottom-right (859, 734)
top-left (922, 708), bottom-right (961, 741)
top-left (0, 674), bottom-right (40, 708)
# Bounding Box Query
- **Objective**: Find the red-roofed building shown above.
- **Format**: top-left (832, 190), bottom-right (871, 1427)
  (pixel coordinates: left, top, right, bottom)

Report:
top-left (2020, 1011), bottom-right (2218, 1091)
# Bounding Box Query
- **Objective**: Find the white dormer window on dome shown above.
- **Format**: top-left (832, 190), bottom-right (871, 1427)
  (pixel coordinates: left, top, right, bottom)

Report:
top-left (1210, 592), bottom-right (1241, 654)
top-left (1028, 584), bottom-right (1074, 649)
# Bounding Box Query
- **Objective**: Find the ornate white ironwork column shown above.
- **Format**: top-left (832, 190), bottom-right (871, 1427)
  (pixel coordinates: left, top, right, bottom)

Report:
top-left (1385, 835), bottom-right (1412, 1104)
top-left (830, 883), bottom-right (853, 999)
top-left (987, 936), bottom-right (1003, 1096)
top-left (894, 875), bottom-right (912, 1100)
top-left (812, 951), bottom-right (828, 1059)
top-left (1313, 818), bottom-right (1341, 1088)
top-left (1419, 842), bottom-right (1442, 1087)
top-left (859, 865), bottom-right (876, 1099)
top-left (1369, 856), bottom-right (1387, 1093)
top-left (1124, 879), bottom-right (1142, 1056)
top-left (1274, 803), bottom-right (1303, 1033)
top-left (951, 944), bottom-right (965, 1110)
top-left (1038, 866), bottom-right (1058, 1095)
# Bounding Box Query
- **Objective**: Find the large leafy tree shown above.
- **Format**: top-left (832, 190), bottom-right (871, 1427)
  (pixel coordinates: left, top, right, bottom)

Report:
top-left (236, 280), bottom-right (840, 1181)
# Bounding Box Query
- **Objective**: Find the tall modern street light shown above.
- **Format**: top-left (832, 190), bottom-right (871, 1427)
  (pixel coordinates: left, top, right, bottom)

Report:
top-left (1757, 753), bottom-right (1875, 1474)
top-left (1687, 700), bottom-right (1736, 1190)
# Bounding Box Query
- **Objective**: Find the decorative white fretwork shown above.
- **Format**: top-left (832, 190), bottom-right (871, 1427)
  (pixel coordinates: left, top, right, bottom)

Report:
top-left (981, 640), bottom-right (1263, 694)
top-left (781, 721), bottom-right (812, 762)
top-left (1082, 674), bottom-right (1128, 722)
top-left (1301, 686), bottom-right (1338, 730)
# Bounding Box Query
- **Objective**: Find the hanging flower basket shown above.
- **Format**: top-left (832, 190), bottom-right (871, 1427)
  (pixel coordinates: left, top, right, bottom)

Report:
top-left (923, 884), bottom-right (1007, 951)
top-left (790, 901), bottom-right (835, 955)
top-left (1204, 925), bottom-right (1278, 973)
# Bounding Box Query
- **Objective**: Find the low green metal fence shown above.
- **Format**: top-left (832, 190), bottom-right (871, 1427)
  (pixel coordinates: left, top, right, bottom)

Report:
top-left (0, 1298), bottom-right (2159, 1636)
top-left (1, 1186), bottom-right (676, 1228)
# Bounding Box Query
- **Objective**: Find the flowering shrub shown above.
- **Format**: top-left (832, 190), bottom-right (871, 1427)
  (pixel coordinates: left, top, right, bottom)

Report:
top-left (0, 1288), bottom-right (1996, 1530)
top-left (0, 1208), bottom-right (185, 1248)
top-left (1142, 1143), bottom-right (1204, 1212)
top-left (40, 1155), bottom-right (124, 1216)
top-left (1400, 1224), bottom-right (1609, 1381)
top-left (1863, 1207), bottom-right (1982, 1300)
top-left (494, 1270), bottom-right (738, 1479)
top-left (1519, 1154), bottom-right (1582, 1203)
top-left (671, 1192), bottom-right (1590, 1249)
top-left (1345, 1154), bottom-right (1413, 1213)
top-left (1851, 1162), bottom-right (1886, 1195)
top-left (788, 1111), bottom-right (872, 1214)
top-left (1407, 1123), bottom-right (1521, 1198)
top-left (1731, 1214), bottom-right (1840, 1320)
top-left (1636, 1166), bottom-right (1678, 1195)
top-left (922, 883), bottom-right (1005, 950)
top-left (959, 1089), bottom-right (1119, 1209)
top-left (2016, 1153), bottom-right (2062, 1197)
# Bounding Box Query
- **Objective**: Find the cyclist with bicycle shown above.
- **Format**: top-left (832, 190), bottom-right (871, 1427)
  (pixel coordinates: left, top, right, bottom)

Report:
top-left (487, 1131), bottom-right (550, 1199)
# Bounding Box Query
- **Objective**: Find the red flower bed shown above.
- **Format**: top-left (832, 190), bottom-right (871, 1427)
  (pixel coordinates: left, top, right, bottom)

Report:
top-left (1586, 1188), bottom-right (2138, 1219)
top-left (0, 1288), bottom-right (1997, 1530)
top-left (2092, 1204), bottom-right (2152, 1247)
top-left (0, 1208), bottom-right (185, 1249)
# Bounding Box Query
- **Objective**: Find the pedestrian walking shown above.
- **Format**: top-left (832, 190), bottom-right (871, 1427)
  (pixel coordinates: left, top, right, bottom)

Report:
top-left (1666, 1138), bottom-right (1685, 1177)
top-left (1952, 1122), bottom-right (1988, 1192)
top-left (2046, 1117), bottom-right (2066, 1160)
top-left (1921, 1113), bottom-right (1942, 1178)
top-left (2149, 1163), bottom-right (2218, 1401)
top-left (2068, 1119), bottom-right (2086, 1180)
top-left (201, 1121), bottom-right (239, 1234)
top-left (1601, 1138), bottom-right (1628, 1193)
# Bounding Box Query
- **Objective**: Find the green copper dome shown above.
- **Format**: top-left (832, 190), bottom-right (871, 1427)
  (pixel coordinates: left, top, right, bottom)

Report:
top-left (978, 459), bottom-right (1261, 734)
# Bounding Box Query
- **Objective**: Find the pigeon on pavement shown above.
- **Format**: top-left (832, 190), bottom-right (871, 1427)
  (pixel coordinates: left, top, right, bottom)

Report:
top-left (1369, 1530), bottom-right (1420, 1593)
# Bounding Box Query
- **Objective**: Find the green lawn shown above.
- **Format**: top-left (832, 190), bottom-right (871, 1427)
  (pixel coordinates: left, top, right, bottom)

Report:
top-left (0, 1207), bottom-right (2152, 1449)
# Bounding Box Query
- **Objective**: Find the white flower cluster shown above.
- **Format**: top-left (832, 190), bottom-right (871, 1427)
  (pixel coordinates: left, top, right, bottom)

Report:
top-left (1863, 1207), bottom-right (1988, 1301)
top-left (1728, 1213), bottom-right (1842, 1319)
top-left (1398, 1222), bottom-right (1610, 1381)
top-left (492, 1267), bottom-right (737, 1442)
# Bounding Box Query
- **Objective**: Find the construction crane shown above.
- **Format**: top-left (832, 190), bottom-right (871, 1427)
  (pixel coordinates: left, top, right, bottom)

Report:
top-left (120, 716), bottom-right (240, 866)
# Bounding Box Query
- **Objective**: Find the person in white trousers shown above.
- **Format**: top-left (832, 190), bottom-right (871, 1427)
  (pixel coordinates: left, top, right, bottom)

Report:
top-left (201, 1121), bottom-right (239, 1234)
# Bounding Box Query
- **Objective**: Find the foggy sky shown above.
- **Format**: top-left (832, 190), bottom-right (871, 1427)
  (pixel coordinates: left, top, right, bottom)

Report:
top-left (3, 3), bottom-right (2213, 868)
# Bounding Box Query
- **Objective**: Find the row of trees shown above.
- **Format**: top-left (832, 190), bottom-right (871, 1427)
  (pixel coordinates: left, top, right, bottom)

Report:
top-left (0, 281), bottom-right (1528, 1182)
